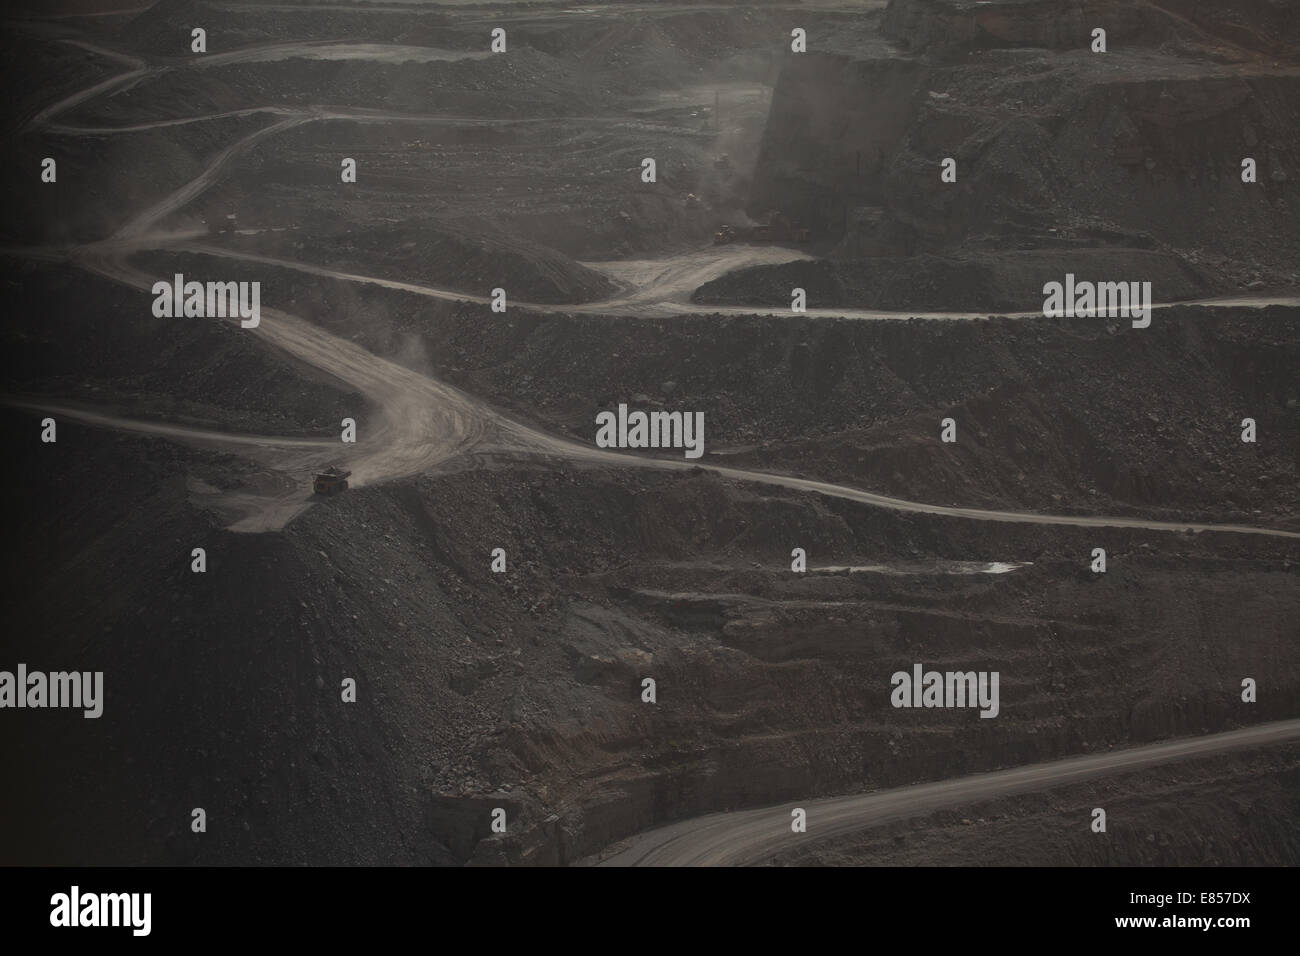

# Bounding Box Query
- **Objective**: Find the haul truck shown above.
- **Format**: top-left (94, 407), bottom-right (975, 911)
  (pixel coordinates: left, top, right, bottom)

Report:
top-left (313, 467), bottom-right (351, 495)
top-left (713, 210), bottom-right (811, 245)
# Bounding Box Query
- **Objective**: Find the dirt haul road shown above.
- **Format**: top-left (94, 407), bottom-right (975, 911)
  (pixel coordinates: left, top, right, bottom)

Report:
top-left (13, 9), bottom-right (1295, 878)
top-left (76, 252), bottom-right (498, 531)
top-left (193, 41), bottom-right (492, 67)
top-left (174, 241), bottom-right (1300, 320)
top-left (52, 248), bottom-right (1300, 539)
top-left (5, 399), bottom-right (335, 449)
top-left (21, 33), bottom-right (1300, 538)
top-left (590, 719), bottom-right (1300, 866)
top-left (23, 40), bottom-right (148, 131)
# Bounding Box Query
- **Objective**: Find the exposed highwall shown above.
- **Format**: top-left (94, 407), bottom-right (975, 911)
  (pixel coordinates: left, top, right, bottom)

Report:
top-left (748, 49), bottom-right (927, 235)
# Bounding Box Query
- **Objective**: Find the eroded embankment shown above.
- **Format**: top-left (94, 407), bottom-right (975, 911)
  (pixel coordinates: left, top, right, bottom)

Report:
top-left (7, 414), bottom-right (1296, 864)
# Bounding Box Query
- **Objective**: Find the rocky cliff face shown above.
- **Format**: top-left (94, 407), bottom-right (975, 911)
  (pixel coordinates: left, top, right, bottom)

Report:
top-left (748, 45), bottom-right (927, 235)
top-left (745, 2), bottom-right (1300, 285)
top-left (882, 63), bottom-right (1300, 264)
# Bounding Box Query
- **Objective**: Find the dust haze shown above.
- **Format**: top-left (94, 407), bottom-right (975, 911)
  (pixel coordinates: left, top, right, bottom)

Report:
top-left (2, 0), bottom-right (1298, 868)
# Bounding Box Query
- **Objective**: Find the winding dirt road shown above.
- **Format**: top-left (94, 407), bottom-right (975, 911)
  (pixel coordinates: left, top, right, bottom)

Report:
top-left (165, 239), bottom-right (1300, 320)
top-left (10, 6), bottom-right (1300, 870)
top-left (5, 399), bottom-right (335, 449)
top-left (14, 29), bottom-right (1300, 542)
top-left (24, 40), bottom-right (148, 131)
top-left (193, 41), bottom-right (492, 68)
top-left (591, 719), bottom-right (1300, 866)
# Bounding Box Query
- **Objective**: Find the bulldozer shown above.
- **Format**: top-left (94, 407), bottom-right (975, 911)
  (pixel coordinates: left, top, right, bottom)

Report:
top-left (313, 466), bottom-right (351, 496)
